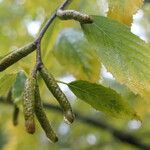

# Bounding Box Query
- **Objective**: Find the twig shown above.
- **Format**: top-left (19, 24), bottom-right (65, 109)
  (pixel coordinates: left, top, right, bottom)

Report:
top-left (0, 97), bottom-right (149, 150)
top-left (32, 40), bottom-right (43, 76)
top-left (34, 0), bottom-right (73, 71)
top-left (37, 0), bottom-right (72, 42)
top-left (0, 0), bottom-right (73, 72)
top-left (56, 80), bottom-right (68, 85)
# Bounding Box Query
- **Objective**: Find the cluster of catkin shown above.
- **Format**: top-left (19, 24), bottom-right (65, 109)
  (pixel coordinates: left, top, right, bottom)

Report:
top-left (23, 66), bottom-right (74, 143)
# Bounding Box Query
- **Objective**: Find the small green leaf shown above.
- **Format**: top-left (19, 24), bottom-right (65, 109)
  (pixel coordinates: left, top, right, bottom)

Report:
top-left (81, 15), bottom-right (150, 99)
top-left (12, 71), bottom-right (27, 103)
top-left (54, 28), bottom-right (100, 82)
top-left (0, 73), bottom-right (16, 96)
top-left (68, 80), bottom-right (135, 118)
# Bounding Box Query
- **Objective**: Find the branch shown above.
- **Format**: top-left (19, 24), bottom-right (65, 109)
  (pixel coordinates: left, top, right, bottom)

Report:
top-left (0, 97), bottom-right (149, 150)
top-left (35, 0), bottom-right (73, 71)
top-left (37, 0), bottom-right (72, 41)
top-left (0, 0), bottom-right (149, 72)
top-left (0, 0), bottom-right (73, 72)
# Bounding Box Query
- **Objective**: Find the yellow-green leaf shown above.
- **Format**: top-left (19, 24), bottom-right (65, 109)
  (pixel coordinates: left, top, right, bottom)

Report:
top-left (12, 71), bottom-right (27, 103)
top-left (102, 77), bottom-right (150, 119)
top-left (0, 73), bottom-right (16, 96)
top-left (54, 28), bottom-right (101, 82)
top-left (107, 0), bottom-right (144, 25)
top-left (81, 16), bottom-right (150, 99)
top-left (68, 80), bottom-right (135, 118)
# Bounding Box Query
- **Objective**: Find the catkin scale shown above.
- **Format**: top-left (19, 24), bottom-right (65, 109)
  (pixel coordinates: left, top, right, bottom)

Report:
top-left (35, 82), bottom-right (58, 143)
top-left (23, 76), bottom-right (36, 134)
top-left (39, 66), bottom-right (74, 124)
top-left (57, 9), bottom-right (93, 24)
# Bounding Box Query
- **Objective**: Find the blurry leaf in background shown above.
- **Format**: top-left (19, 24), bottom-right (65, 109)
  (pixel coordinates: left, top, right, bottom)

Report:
top-left (76, 0), bottom-right (105, 15)
top-left (41, 20), bottom-right (58, 59)
top-left (0, 73), bottom-right (16, 96)
top-left (68, 80), bottom-right (135, 118)
top-left (140, 3), bottom-right (150, 42)
top-left (12, 71), bottom-right (27, 103)
top-left (0, 128), bottom-right (7, 150)
top-left (107, 0), bottom-right (144, 25)
top-left (81, 15), bottom-right (150, 99)
top-left (0, 0), bottom-right (33, 55)
top-left (54, 28), bottom-right (101, 82)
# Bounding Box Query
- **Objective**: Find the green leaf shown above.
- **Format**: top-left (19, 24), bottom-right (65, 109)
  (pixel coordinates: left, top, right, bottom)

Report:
top-left (102, 77), bottom-right (137, 101)
top-left (54, 28), bottom-right (101, 82)
top-left (42, 19), bottom-right (58, 59)
top-left (81, 15), bottom-right (150, 99)
top-left (0, 73), bottom-right (16, 96)
top-left (101, 77), bottom-right (150, 119)
top-left (68, 80), bottom-right (135, 118)
top-left (12, 71), bottom-right (27, 103)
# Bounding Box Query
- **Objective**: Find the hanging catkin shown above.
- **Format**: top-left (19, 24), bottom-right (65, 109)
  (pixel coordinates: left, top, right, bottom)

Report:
top-left (35, 81), bottom-right (58, 143)
top-left (39, 66), bottom-right (74, 124)
top-left (57, 9), bottom-right (93, 24)
top-left (23, 76), bottom-right (36, 134)
top-left (0, 43), bottom-right (36, 72)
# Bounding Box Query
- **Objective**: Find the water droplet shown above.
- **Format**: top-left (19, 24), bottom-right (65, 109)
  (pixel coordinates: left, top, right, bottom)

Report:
top-left (128, 119), bottom-right (142, 130)
top-left (64, 110), bottom-right (75, 125)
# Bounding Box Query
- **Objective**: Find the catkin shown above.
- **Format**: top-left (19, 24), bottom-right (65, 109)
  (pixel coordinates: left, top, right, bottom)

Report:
top-left (23, 76), bottom-right (36, 134)
top-left (12, 105), bottom-right (20, 126)
top-left (35, 82), bottom-right (58, 143)
top-left (57, 9), bottom-right (93, 24)
top-left (39, 66), bottom-right (74, 124)
top-left (0, 42), bottom-right (36, 72)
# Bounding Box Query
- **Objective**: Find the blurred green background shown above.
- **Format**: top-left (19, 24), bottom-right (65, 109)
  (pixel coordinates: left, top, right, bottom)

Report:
top-left (0, 0), bottom-right (150, 150)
